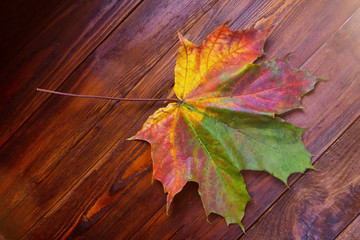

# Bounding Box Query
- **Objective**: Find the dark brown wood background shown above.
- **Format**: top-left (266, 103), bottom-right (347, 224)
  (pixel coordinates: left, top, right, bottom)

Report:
top-left (1, 0), bottom-right (360, 239)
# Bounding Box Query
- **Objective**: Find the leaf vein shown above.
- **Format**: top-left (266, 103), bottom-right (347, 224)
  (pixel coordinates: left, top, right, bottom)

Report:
top-left (181, 108), bottom-right (233, 202)
top-left (184, 104), bottom-right (300, 160)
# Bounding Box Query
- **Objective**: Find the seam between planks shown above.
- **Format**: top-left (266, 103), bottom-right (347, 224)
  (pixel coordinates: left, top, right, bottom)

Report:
top-left (19, 87), bottom-right (171, 239)
top-left (18, 45), bottom-right (168, 239)
top-left (0, 0), bottom-right (145, 151)
top-left (23, 0), bottom-right (147, 186)
top-left (230, 0), bottom-right (273, 25)
top-left (2, 0), bottom-right (147, 235)
top-left (262, 0), bottom-right (304, 43)
top-left (335, 211), bottom-right (360, 239)
top-left (237, 7), bottom-right (360, 238)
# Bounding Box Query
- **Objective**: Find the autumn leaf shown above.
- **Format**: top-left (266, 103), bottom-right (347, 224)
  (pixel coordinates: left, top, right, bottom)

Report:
top-left (128, 23), bottom-right (319, 229)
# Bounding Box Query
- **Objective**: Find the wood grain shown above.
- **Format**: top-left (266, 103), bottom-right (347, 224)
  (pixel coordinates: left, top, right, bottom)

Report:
top-left (1, 0), bottom-right (360, 239)
top-left (0, 0), bottom-right (142, 147)
top-left (336, 215), bottom-right (360, 240)
top-left (0, 0), bottom-right (217, 239)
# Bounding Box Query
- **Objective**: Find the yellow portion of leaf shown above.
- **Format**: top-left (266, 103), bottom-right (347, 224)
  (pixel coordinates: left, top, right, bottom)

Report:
top-left (174, 24), bottom-right (269, 100)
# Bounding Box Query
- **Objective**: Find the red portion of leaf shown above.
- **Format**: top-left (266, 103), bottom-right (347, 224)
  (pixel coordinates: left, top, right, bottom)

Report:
top-left (187, 56), bottom-right (318, 115)
top-left (131, 104), bottom-right (187, 209)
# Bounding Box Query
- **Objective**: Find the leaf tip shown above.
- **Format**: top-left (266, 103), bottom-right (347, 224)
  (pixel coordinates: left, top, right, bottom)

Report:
top-left (254, 17), bottom-right (276, 34)
top-left (225, 218), bottom-right (245, 233)
top-left (177, 31), bottom-right (186, 45)
top-left (223, 19), bottom-right (232, 26)
top-left (283, 52), bottom-right (294, 62)
top-left (151, 176), bottom-right (154, 185)
top-left (317, 77), bottom-right (329, 82)
top-left (308, 164), bottom-right (317, 171)
top-left (166, 195), bottom-right (173, 215)
top-left (205, 214), bottom-right (213, 224)
top-left (126, 136), bottom-right (137, 141)
top-left (240, 223), bottom-right (246, 233)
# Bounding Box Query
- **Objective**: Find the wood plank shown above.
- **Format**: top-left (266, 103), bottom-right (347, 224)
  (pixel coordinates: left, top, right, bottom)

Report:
top-left (0, 0), bottom-right (142, 147)
top-left (21, 0), bottom-right (360, 239)
top-left (241, 114), bottom-right (360, 239)
top-left (2, 0), bottom-right (360, 239)
top-left (0, 1), bottom-right (217, 239)
top-left (28, 140), bottom-right (156, 240)
top-left (336, 215), bottom-right (360, 239)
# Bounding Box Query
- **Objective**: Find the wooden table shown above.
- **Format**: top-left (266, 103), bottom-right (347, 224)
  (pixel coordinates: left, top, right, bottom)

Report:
top-left (1, 0), bottom-right (359, 239)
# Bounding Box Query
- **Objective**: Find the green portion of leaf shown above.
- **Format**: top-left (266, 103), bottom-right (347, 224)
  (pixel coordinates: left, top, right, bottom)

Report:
top-left (183, 103), bottom-right (314, 184)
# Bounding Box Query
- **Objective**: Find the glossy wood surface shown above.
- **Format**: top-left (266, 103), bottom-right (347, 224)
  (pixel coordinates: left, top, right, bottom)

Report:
top-left (1, 1), bottom-right (359, 239)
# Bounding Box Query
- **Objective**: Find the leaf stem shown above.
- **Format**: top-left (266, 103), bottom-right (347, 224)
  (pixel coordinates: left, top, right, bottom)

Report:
top-left (36, 88), bottom-right (179, 102)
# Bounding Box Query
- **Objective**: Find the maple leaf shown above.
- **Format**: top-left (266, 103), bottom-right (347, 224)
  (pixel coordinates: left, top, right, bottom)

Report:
top-left (128, 23), bottom-right (319, 229)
